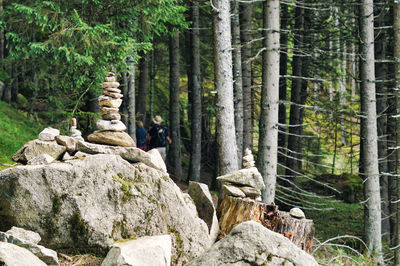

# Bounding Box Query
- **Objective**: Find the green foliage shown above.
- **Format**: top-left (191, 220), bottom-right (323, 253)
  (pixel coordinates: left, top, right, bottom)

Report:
top-left (0, 101), bottom-right (42, 169)
top-left (1, 0), bottom-right (187, 127)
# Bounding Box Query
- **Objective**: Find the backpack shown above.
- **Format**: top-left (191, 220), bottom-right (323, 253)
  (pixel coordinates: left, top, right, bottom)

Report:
top-left (151, 125), bottom-right (167, 148)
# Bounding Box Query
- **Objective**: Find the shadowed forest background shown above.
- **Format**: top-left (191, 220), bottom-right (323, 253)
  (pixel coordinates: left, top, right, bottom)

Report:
top-left (0, 0), bottom-right (399, 264)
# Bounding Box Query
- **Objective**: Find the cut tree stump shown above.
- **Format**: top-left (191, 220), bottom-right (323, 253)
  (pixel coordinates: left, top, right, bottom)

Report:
top-left (217, 196), bottom-right (314, 253)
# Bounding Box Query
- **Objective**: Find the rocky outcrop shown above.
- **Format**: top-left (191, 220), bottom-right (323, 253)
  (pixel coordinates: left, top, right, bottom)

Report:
top-left (12, 139), bottom-right (66, 164)
top-left (188, 182), bottom-right (219, 244)
top-left (0, 242), bottom-right (47, 266)
top-left (101, 235), bottom-right (171, 266)
top-left (0, 154), bottom-right (210, 266)
top-left (76, 141), bottom-right (166, 173)
top-left (186, 221), bottom-right (318, 266)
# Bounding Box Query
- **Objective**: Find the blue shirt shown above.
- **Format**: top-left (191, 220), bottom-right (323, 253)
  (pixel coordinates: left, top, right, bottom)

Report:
top-left (136, 128), bottom-right (147, 148)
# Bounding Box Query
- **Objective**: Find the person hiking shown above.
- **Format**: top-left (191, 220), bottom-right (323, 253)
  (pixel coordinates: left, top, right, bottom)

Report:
top-left (147, 115), bottom-right (172, 161)
top-left (136, 121), bottom-right (147, 151)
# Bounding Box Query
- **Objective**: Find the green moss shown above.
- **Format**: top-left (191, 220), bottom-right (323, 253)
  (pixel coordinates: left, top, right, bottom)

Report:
top-left (168, 226), bottom-right (184, 263)
top-left (70, 213), bottom-right (89, 244)
top-left (112, 174), bottom-right (139, 202)
top-left (161, 175), bottom-right (170, 182)
top-left (114, 236), bottom-right (136, 244)
top-left (52, 195), bottom-right (62, 214)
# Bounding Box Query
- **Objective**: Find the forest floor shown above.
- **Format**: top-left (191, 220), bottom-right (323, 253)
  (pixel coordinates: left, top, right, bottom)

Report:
top-left (0, 102), bottom-right (373, 265)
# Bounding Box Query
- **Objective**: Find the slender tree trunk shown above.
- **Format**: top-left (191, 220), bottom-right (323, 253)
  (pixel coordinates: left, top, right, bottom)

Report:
top-left (285, 6), bottom-right (304, 179)
top-left (257, 0), bottom-right (280, 204)
top-left (127, 58), bottom-right (136, 141)
top-left (232, 0), bottom-right (243, 167)
top-left (213, 0), bottom-right (239, 175)
top-left (0, 0), bottom-right (4, 60)
top-left (240, 1), bottom-right (253, 153)
top-left (394, 1), bottom-right (400, 263)
top-left (149, 48), bottom-right (155, 127)
top-left (359, 0), bottom-right (383, 262)
top-left (189, 0), bottom-right (202, 182)
top-left (374, 1), bottom-right (390, 241)
top-left (137, 51), bottom-right (149, 123)
top-left (278, 3), bottom-right (289, 166)
top-left (169, 31), bottom-right (183, 180)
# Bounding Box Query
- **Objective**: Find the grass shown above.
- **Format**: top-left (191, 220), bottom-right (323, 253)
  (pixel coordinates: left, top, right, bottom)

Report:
top-left (0, 101), bottom-right (42, 169)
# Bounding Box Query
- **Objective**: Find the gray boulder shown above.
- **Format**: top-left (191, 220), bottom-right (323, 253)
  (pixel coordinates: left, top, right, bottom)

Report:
top-left (0, 242), bottom-right (47, 266)
top-left (0, 229), bottom-right (59, 265)
top-left (77, 141), bottom-right (166, 172)
top-left (38, 127), bottom-right (60, 141)
top-left (101, 235), bottom-right (171, 266)
top-left (186, 221), bottom-right (318, 266)
top-left (188, 181), bottom-right (219, 244)
top-left (12, 139), bottom-right (66, 164)
top-left (27, 154), bottom-right (55, 165)
top-left (216, 167), bottom-right (265, 190)
top-left (6, 226), bottom-right (41, 244)
top-left (0, 154), bottom-right (209, 266)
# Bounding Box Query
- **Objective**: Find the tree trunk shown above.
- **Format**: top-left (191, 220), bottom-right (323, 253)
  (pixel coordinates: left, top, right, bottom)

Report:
top-left (359, 0), bottom-right (383, 262)
top-left (374, 1), bottom-right (389, 241)
top-left (278, 3), bottom-right (289, 166)
top-left (0, 0), bottom-right (4, 59)
top-left (285, 6), bottom-right (304, 180)
top-left (394, 1), bottom-right (400, 263)
top-left (169, 31), bottom-right (183, 180)
top-left (232, 0), bottom-right (243, 167)
top-left (127, 58), bottom-right (136, 141)
top-left (189, 0), bottom-right (202, 182)
top-left (149, 47), bottom-right (155, 128)
top-left (217, 196), bottom-right (314, 253)
top-left (240, 1), bottom-right (253, 153)
top-left (213, 0), bottom-right (239, 175)
top-left (257, 0), bottom-right (280, 204)
top-left (137, 51), bottom-right (149, 124)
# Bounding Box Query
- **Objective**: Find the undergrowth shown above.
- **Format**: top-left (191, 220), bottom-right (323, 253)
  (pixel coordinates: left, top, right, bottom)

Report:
top-left (0, 101), bottom-right (42, 169)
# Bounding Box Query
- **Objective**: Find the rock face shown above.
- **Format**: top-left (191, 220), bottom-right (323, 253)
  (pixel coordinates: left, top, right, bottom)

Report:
top-left (0, 154), bottom-right (210, 266)
top-left (5, 226), bottom-right (41, 244)
top-left (12, 139), bottom-right (66, 164)
top-left (0, 242), bottom-right (47, 266)
top-left (188, 182), bottom-right (219, 244)
top-left (217, 167), bottom-right (265, 191)
top-left (186, 221), bottom-right (319, 266)
top-left (38, 127), bottom-right (60, 141)
top-left (101, 235), bottom-right (171, 266)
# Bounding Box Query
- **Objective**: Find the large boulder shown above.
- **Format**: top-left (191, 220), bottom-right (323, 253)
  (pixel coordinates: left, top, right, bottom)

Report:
top-left (0, 154), bottom-right (210, 266)
top-left (101, 235), bottom-right (171, 266)
top-left (76, 141), bottom-right (166, 172)
top-left (188, 181), bottom-right (219, 244)
top-left (186, 221), bottom-right (318, 266)
top-left (216, 167), bottom-right (265, 190)
top-left (0, 242), bottom-right (47, 266)
top-left (12, 139), bottom-right (66, 164)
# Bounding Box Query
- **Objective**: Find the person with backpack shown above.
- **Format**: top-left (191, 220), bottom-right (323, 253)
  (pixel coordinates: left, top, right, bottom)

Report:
top-left (135, 121), bottom-right (147, 151)
top-left (146, 115), bottom-right (172, 161)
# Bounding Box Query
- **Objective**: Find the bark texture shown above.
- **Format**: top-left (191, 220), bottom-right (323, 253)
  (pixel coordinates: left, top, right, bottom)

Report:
top-left (394, 2), bottom-right (400, 264)
top-left (232, 0), bottom-right (243, 167)
top-left (169, 31), bottom-right (182, 180)
top-left (189, 0), bottom-right (202, 182)
top-left (240, 1), bottom-right (253, 153)
top-left (359, 0), bottom-right (382, 262)
top-left (257, 0), bottom-right (280, 204)
top-left (217, 196), bottom-right (314, 253)
top-left (127, 59), bottom-right (136, 140)
top-left (137, 52), bottom-right (149, 124)
top-left (213, 0), bottom-right (239, 175)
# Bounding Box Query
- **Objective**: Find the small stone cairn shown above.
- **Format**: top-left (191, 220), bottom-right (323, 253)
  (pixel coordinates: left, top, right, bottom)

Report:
top-left (87, 72), bottom-right (135, 147)
top-left (217, 149), bottom-right (265, 201)
top-left (69, 118), bottom-right (84, 141)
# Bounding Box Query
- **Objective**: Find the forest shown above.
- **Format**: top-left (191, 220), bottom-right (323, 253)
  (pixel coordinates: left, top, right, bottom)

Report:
top-left (0, 0), bottom-right (399, 265)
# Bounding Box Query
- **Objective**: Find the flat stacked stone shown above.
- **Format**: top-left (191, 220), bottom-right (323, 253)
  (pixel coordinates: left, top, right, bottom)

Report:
top-left (88, 72), bottom-right (135, 147)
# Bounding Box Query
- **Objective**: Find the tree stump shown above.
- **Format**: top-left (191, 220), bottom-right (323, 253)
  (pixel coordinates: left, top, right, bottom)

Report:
top-left (217, 196), bottom-right (314, 253)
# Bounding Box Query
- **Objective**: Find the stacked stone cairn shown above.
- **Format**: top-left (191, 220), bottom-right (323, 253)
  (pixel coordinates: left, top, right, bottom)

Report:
top-left (69, 118), bottom-right (84, 141)
top-left (87, 72), bottom-right (135, 147)
top-left (217, 149), bottom-right (265, 201)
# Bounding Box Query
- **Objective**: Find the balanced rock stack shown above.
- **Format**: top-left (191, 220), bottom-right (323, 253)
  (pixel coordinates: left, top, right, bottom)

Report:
top-left (87, 72), bottom-right (135, 147)
top-left (217, 151), bottom-right (265, 201)
top-left (69, 118), bottom-right (84, 141)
